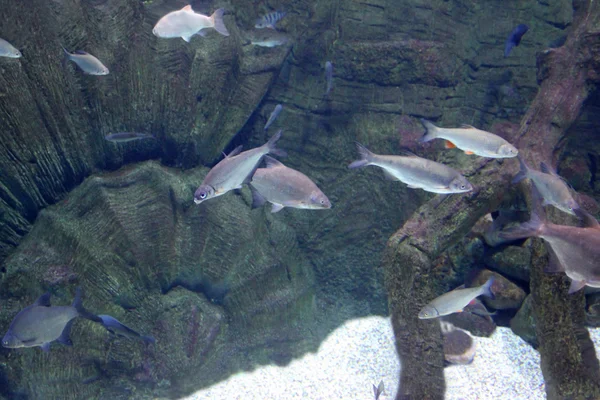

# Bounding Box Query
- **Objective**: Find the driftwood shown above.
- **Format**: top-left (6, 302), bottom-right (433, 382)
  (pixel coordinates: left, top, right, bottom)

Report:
top-left (383, 0), bottom-right (600, 399)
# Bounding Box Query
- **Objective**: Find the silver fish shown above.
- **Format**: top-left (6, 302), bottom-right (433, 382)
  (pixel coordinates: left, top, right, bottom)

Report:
top-left (512, 155), bottom-right (579, 215)
top-left (499, 204), bottom-right (600, 294)
top-left (194, 130), bottom-right (287, 204)
top-left (153, 6), bottom-right (229, 42)
top-left (419, 119), bottom-right (518, 158)
top-left (62, 47), bottom-right (109, 75)
top-left (418, 276), bottom-right (495, 319)
top-left (255, 10), bottom-right (286, 29)
top-left (348, 143), bottom-right (473, 194)
top-left (249, 156), bottom-right (331, 213)
top-left (2, 287), bottom-right (100, 352)
top-left (246, 30), bottom-right (290, 47)
top-left (0, 38), bottom-right (21, 58)
top-left (98, 315), bottom-right (155, 344)
top-left (264, 104), bottom-right (283, 131)
top-left (105, 132), bottom-right (155, 143)
top-left (325, 61), bottom-right (333, 95)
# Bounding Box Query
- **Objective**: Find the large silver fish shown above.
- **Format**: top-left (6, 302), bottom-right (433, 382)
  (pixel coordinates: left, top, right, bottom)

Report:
top-left (418, 276), bottom-right (495, 319)
top-left (348, 142), bottom-right (473, 194)
top-left (250, 156), bottom-right (331, 213)
top-left (153, 6), bottom-right (229, 42)
top-left (194, 130), bottom-right (287, 204)
top-left (2, 287), bottom-right (100, 352)
top-left (419, 119), bottom-right (518, 158)
top-left (0, 38), bottom-right (21, 58)
top-left (512, 155), bottom-right (579, 215)
top-left (499, 205), bottom-right (600, 293)
top-left (98, 315), bottom-right (155, 344)
top-left (62, 47), bottom-right (109, 75)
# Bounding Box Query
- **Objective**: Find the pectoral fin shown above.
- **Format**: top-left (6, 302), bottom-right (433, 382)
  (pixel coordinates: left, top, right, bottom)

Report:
top-left (382, 170), bottom-right (400, 181)
top-left (445, 141), bottom-right (457, 149)
top-left (568, 279), bottom-right (586, 294)
top-left (271, 203), bottom-right (284, 213)
top-left (464, 151), bottom-right (475, 155)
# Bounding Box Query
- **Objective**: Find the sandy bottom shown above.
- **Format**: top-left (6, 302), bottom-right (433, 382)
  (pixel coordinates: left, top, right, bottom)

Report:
top-left (185, 316), bottom-right (600, 400)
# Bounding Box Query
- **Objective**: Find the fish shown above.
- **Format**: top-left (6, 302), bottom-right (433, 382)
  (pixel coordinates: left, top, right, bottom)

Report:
top-left (499, 194), bottom-right (600, 294)
top-left (194, 130), bottom-right (287, 204)
top-left (62, 47), bottom-right (109, 75)
top-left (373, 380), bottom-right (385, 400)
top-left (249, 156), bottom-right (331, 213)
top-left (105, 132), bottom-right (155, 143)
top-left (255, 11), bottom-right (286, 30)
top-left (2, 287), bottom-right (101, 352)
top-left (244, 30), bottom-right (290, 47)
top-left (264, 104), bottom-right (283, 131)
top-left (419, 119), bottom-right (518, 158)
top-left (512, 155), bottom-right (579, 215)
top-left (153, 6), bottom-right (229, 42)
top-left (325, 61), bottom-right (333, 95)
top-left (0, 38), bottom-right (21, 58)
top-left (98, 315), bottom-right (155, 344)
top-left (348, 142), bottom-right (473, 194)
top-left (504, 24), bottom-right (529, 57)
top-left (418, 276), bottom-right (495, 319)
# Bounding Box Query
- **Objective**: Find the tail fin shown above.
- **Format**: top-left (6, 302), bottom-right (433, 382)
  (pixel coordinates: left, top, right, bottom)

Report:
top-left (211, 9), bottom-right (230, 36)
top-left (481, 276), bottom-right (496, 300)
top-left (512, 154), bottom-right (530, 184)
top-left (498, 209), bottom-right (544, 241)
top-left (419, 119), bottom-right (439, 143)
top-left (264, 129), bottom-right (287, 157)
top-left (60, 45), bottom-right (71, 68)
top-left (348, 142), bottom-right (375, 169)
top-left (73, 287), bottom-right (102, 323)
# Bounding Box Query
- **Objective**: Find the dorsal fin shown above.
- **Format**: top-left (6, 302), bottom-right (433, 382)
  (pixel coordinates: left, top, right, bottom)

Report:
top-left (540, 162), bottom-right (558, 176)
top-left (34, 293), bottom-right (51, 307)
top-left (264, 156), bottom-right (284, 168)
top-left (182, 5), bottom-right (193, 12)
top-left (74, 50), bottom-right (89, 55)
top-left (225, 145), bottom-right (243, 158)
top-left (397, 148), bottom-right (418, 157)
top-left (460, 124), bottom-right (476, 129)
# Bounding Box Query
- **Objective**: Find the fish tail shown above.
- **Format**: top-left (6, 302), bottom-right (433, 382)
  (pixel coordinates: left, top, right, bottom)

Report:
top-left (498, 208), bottom-right (545, 241)
top-left (348, 142), bottom-right (375, 169)
top-left (264, 129), bottom-right (287, 157)
top-left (512, 154), bottom-right (530, 184)
top-left (72, 287), bottom-right (102, 323)
top-left (142, 335), bottom-right (156, 344)
top-left (419, 119), bottom-right (439, 143)
top-left (481, 276), bottom-right (496, 300)
top-left (211, 8), bottom-right (230, 36)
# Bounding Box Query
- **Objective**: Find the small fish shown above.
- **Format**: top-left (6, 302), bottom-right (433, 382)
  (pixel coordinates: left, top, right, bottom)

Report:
top-left (194, 130), bottom-right (287, 204)
top-left (504, 24), bottom-right (529, 57)
top-left (418, 276), bottom-right (495, 319)
top-left (264, 104), bottom-right (283, 131)
top-left (246, 30), bottom-right (290, 47)
top-left (348, 143), bottom-right (473, 194)
top-left (62, 47), bottom-right (109, 75)
top-left (373, 380), bottom-right (385, 400)
top-left (255, 11), bottom-right (286, 30)
top-left (419, 119), bottom-right (518, 158)
top-left (0, 38), bottom-right (21, 58)
top-left (98, 315), bottom-right (155, 344)
top-left (2, 287), bottom-right (101, 352)
top-left (104, 132), bottom-right (155, 143)
top-left (250, 156), bottom-right (331, 213)
top-left (153, 6), bottom-right (229, 42)
top-left (325, 61), bottom-right (333, 95)
top-left (512, 155), bottom-right (579, 215)
top-left (499, 195), bottom-right (600, 294)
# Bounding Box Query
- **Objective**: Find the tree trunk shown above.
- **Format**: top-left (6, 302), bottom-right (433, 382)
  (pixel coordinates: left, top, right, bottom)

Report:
top-left (383, 1), bottom-right (600, 398)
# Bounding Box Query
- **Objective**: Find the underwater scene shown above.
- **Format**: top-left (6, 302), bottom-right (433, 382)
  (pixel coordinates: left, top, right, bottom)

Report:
top-left (1, 0), bottom-right (600, 399)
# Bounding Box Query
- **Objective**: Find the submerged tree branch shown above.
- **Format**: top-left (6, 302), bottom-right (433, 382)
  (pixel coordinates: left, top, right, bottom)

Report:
top-left (383, 1), bottom-right (600, 398)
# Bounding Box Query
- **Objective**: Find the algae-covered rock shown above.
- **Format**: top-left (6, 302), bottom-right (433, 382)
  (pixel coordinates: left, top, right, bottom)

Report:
top-left (484, 243), bottom-right (532, 283)
top-left (0, 161), bottom-right (317, 399)
top-left (510, 294), bottom-right (537, 348)
top-left (471, 270), bottom-right (526, 310)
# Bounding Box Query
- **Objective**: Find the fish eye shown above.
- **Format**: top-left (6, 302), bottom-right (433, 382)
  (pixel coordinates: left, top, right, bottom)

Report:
top-left (199, 192), bottom-right (207, 199)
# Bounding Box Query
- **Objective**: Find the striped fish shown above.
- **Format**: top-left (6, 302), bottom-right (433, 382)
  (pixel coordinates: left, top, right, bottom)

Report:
top-left (255, 11), bottom-right (286, 29)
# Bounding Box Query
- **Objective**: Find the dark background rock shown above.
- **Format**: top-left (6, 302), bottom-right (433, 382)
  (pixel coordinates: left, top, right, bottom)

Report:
top-left (471, 269), bottom-right (526, 310)
top-left (510, 294), bottom-right (538, 347)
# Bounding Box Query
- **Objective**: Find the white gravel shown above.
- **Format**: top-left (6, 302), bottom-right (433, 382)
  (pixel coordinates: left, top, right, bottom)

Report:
top-left (185, 316), bottom-right (600, 400)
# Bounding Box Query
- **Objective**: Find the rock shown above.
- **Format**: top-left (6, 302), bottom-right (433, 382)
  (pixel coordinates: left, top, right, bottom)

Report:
top-left (470, 270), bottom-right (526, 310)
top-left (441, 321), bottom-right (476, 365)
top-left (586, 293), bottom-right (600, 327)
top-left (484, 244), bottom-right (532, 283)
top-left (510, 295), bottom-right (538, 348)
top-left (443, 299), bottom-right (497, 337)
